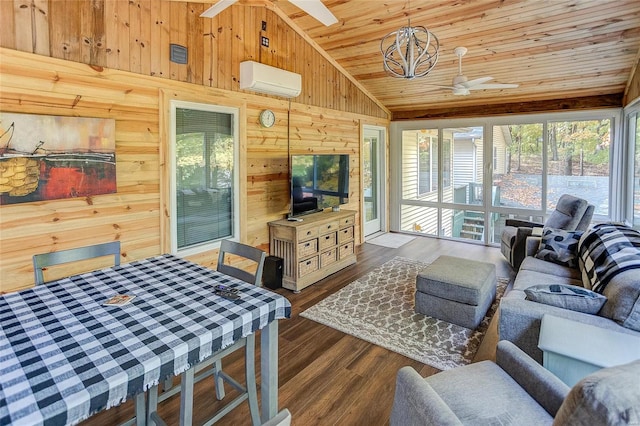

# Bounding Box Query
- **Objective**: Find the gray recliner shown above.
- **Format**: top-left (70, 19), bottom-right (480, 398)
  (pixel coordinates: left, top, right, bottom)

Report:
top-left (390, 340), bottom-right (640, 426)
top-left (500, 194), bottom-right (594, 270)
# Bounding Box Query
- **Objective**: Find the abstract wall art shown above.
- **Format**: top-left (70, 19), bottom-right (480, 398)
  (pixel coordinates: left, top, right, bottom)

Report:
top-left (0, 112), bottom-right (116, 205)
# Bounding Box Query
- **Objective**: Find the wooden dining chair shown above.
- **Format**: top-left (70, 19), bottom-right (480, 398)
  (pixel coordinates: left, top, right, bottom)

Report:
top-left (33, 241), bottom-right (121, 285)
top-left (160, 240), bottom-right (266, 425)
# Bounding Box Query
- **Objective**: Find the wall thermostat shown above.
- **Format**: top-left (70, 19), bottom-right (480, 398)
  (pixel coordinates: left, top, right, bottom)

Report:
top-left (259, 109), bottom-right (275, 128)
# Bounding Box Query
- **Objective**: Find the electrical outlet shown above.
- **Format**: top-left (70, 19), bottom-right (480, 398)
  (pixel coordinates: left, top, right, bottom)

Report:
top-left (262, 21), bottom-right (267, 31)
top-left (261, 36), bottom-right (269, 47)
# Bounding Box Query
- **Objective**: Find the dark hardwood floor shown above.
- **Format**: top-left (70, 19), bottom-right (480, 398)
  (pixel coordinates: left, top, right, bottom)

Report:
top-left (85, 235), bottom-right (514, 426)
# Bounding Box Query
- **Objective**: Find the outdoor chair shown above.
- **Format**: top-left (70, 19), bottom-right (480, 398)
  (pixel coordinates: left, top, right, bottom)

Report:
top-left (160, 240), bottom-right (266, 425)
top-left (500, 194), bottom-right (594, 270)
top-left (390, 340), bottom-right (640, 426)
top-left (33, 241), bottom-right (121, 285)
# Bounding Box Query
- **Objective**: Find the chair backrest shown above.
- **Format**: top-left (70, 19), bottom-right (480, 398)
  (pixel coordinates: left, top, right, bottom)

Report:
top-left (216, 240), bottom-right (266, 286)
top-left (545, 194), bottom-right (589, 231)
top-left (33, 241), bottom-right (121, 285)
top-left (575, 204), bottom-right (595, 231)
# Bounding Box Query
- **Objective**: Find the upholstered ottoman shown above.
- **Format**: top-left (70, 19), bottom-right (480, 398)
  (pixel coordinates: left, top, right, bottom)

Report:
top-left (415, 255), bottom-right (496, 329)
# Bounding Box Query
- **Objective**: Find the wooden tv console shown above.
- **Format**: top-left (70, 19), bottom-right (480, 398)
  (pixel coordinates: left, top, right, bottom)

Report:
top-left (268, 210), bottom-right (356, 292)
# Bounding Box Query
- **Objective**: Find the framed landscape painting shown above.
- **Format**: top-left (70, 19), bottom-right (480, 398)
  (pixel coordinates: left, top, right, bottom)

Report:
top-left (0, 112), bottom-right (116, 205)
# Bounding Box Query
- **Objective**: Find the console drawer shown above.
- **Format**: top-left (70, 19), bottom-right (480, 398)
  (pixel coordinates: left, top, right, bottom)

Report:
top-left (297, 227), bottom-right (318, 242)
top-left (341, 216), bottom-right (355, 227)
top-left (298, 256), bottom-right (319, 277)
top-left (319, 232), bottom-right (337, 250)
top-left (298, 239), bottom-right (318, 257)
top-left (339, 241), bottom-right (354, 259)
top-left (320, 248), bottom-right (337, 267)
top-left (338, 226), bottom-right (354, 243)
top-left (318, 221), bottom-right (339, 235)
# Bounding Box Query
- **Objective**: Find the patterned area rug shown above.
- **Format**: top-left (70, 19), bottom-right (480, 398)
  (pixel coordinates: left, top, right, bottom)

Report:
top-left (300, 256), bottom-right (508, 370)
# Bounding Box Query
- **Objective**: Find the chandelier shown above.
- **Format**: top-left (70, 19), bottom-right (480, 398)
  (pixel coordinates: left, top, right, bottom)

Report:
top-left (380, 3), bottom-right (439, 79)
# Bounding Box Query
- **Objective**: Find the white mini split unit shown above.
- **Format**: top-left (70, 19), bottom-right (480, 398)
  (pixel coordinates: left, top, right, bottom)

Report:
top-left (239, 61), bottom-right (302, 98)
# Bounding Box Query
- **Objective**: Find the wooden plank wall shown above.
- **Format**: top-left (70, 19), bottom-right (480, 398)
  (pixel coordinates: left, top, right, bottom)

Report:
top-left (0, 0), bottom-right (388, 119)
top-left (0, 4), bottom-right (388, 293)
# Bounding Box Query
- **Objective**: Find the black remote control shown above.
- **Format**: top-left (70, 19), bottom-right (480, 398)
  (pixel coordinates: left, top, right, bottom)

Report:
top-left (215, 289), bottom-right (241, 300)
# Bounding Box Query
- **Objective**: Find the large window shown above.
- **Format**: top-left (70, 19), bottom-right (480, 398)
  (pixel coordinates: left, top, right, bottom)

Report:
top-left (391, 110), bottom-right (620, 245)
top-left (171, 101), bottom-right (239, 255)
top-left (626, 104), bottom-right (640, 229)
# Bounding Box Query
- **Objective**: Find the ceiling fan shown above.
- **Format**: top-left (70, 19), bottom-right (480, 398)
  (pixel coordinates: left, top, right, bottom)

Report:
top-left (433, 47), bottom-right (519, 96)
top-left (201, 0), bottom-right (338, 26)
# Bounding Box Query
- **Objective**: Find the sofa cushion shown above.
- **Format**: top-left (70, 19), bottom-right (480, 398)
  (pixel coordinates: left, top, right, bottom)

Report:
top-left (512, 269), bottom-right (583, 294)
top-left (535, 228), bottom-right (583, 268)
top-left (553, 359), bottom-right (640, 426)
top-left (426, 361), bottom-right (553, 425)
top-left (520, 257), bottom-right (582, 280)
top-left (524, 284), bottom-right (607, 314)
top-left (599, 270), bottom-right (640, 332)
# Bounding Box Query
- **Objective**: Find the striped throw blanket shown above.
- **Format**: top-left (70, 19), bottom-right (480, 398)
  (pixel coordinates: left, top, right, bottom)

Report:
top-left (578, 223), bottom-right (640, 293)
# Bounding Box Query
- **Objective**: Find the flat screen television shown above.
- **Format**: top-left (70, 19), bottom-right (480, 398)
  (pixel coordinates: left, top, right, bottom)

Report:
top-left (290, 154), bottom-right (349, 217)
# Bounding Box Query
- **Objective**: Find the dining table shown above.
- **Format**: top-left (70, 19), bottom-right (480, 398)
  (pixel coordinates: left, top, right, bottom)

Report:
top-left (0, 253), bottom-right (291, 425)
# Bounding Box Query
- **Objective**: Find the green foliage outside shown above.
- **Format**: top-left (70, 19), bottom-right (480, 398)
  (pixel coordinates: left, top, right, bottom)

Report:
top-left (176, 132), bottom-right (234, 190)
top-left (506, 120), bottom-right (610, 176)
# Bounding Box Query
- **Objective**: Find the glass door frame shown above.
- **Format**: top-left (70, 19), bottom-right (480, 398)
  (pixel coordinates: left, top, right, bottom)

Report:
top-left (362, 124), bottom-right (387, 238)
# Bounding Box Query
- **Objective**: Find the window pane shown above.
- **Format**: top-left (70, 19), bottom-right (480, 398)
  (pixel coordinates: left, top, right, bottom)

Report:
top-left (175, 108), bottom-right (234, 250)
top-left (444, 209), bottom-right (485, 241)
top-left (493, 123), bottom-right (543, 210)
top-left (403, 129), bottom-right (439, 200)
top-left (446, 126), bottom-right (483, 205)
top-left (547, 119), bottom-right (610, 215)
top-left (400, 205), bottom-right (438, 235)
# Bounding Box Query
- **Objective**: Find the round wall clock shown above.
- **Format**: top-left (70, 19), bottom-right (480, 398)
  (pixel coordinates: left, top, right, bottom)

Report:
top-left (259, 109), bottom-right (276, 128)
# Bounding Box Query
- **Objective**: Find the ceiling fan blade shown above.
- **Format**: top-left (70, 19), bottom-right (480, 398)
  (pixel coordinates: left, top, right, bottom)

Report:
top-left (423, 84), bottom-right (456, 89)
top-left (470, 83), bottom-right (519, 90)
top-left (288, 0), bottom-right (338, 26)
top-left (201, 0), bottom-right (238, 18)
top-left (463, 76), bottom-right (494, 87)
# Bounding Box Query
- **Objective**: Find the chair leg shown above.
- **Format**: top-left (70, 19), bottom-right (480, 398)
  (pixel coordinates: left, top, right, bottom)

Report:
top-left (245, 333), bottom-right (260, 426)
top-left (163, 377), bottom-right (173, 393)
top-left (214, 359), bottom-right (226, 400)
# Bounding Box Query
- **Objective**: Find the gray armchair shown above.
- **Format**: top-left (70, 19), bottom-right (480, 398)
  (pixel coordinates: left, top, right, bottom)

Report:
top-left (500, 194), bottom-right (594, 270)
top-left (390, 340), bottom-right (640, 426)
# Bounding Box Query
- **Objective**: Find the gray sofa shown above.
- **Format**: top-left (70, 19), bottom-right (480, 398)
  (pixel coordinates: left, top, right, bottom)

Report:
top-left (499, 225), bottom-right (640, 364)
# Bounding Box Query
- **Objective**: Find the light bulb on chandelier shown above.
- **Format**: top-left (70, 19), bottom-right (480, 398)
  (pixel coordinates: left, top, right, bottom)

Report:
top-left (380, 1), bottom-right (440, 79)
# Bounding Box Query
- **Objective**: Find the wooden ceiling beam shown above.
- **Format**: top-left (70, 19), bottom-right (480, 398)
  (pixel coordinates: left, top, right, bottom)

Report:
top-left (391, 94), bottom-right (624, 121)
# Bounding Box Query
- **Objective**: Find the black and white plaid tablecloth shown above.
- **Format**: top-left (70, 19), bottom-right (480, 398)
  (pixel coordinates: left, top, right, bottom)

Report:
top-left (0, 254), bottom-right (291, 426)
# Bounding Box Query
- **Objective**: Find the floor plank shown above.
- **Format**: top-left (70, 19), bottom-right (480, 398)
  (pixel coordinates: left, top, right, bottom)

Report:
top-left (83, 235), bottom-right (515, 426)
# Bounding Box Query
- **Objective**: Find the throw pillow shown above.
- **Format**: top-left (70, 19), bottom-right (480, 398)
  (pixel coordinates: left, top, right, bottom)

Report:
top-left (524, 284), bottom-right (607, 314)
top-left (554, 359), bottom-right (640, 425)
top-left (535, 228), bottom-right (584, 268)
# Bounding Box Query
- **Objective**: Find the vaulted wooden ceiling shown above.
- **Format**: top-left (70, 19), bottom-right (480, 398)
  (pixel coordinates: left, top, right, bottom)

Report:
top-left (199, 0), bottom-right (640, 118)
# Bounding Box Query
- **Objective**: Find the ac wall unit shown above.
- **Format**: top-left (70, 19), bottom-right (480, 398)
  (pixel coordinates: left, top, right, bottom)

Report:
top-left (240, 61), bottom-right (302, 98)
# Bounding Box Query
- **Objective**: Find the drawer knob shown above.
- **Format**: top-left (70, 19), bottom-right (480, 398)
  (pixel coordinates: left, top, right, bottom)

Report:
top-left (307, 231), bottom-right (312, 235)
